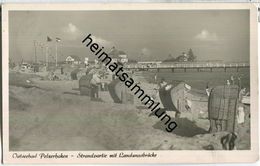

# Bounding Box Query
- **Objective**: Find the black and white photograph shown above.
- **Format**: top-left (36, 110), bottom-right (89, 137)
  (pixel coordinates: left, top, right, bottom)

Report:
top-left (2, 3), bottom-right (258, 164)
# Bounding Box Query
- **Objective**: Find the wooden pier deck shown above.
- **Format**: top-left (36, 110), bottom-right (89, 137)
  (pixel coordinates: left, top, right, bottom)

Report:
top-left (125, 62), bottom-right (250, 72)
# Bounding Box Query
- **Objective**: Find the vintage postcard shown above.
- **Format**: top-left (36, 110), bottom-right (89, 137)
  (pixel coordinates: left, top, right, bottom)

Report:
top-left (2, 3), bottom-right (259, 164)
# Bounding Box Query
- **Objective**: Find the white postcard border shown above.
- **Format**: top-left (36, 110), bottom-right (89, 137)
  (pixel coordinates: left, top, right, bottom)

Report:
top-left (2, 3), bottom-right (259, 164)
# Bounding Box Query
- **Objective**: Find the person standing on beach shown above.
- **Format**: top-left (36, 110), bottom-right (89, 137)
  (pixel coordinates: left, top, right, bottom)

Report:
top-left (238, 75), bottom-right (242, 89)
top-left (226, 80), bottom-right (231, 86)
top-left (238, 87), bottom-right (247, 102)
top-left (230, 75), bottom-right (235, 85)
top-left (154, 73), bottom-right (158, 83)
top-left (154, 78), bottom-right (166, 99)
top-left (90, 71), bottom-right (101, 100)
top-left (158, 78), bottom-right (167, 88)
top-left (205, 82), bottom-right (210, 96)
top-left (237, 88), bottom-right (247, 127)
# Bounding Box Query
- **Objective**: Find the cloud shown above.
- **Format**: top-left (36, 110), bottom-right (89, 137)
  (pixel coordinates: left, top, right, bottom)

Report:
top-left (62, 23), bottom-right (113, 47)
top-left (63, 23), bottom-right (78, 33)
top-left (139, 48), bottom-right (152, 60)
top-left (195, 29), bottom-right (218, 41)
top-left (92, 35), bottom-right (113, 47)
top-left (141, 48), bottom-right (151, 56)
top-left (62, 23), bottom-right (81, 40)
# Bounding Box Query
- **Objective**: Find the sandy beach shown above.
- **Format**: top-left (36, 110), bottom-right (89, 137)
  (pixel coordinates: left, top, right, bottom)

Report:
top-left (9, 71), bottom-right (250, 151)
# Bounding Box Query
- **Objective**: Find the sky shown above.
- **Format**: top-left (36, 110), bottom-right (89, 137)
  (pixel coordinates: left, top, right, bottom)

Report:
top-left (9, 10), bottom-right (249, 62)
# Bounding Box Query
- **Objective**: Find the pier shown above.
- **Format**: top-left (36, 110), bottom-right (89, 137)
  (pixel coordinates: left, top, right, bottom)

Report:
top-left (125, 62), bottom-right (250, 72)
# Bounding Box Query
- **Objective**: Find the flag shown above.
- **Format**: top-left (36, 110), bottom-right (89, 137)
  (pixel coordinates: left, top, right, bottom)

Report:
top-left (56, 37), bottom-right (61, 42)
top-left (47, 36), bottom-right (52, 42)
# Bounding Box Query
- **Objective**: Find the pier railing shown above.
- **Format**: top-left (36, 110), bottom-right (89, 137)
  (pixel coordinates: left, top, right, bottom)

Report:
top-left (125, 62), bottom-right (250, 69)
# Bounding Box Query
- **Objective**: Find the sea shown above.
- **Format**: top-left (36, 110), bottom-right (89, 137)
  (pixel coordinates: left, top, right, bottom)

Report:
top-left (140, 68), bottom-right (250, 92)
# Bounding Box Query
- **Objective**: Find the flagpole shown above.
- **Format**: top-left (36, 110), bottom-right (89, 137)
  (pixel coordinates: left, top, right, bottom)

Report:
top-left (39, 43), bottom-right (44, 65)
top-left (34, 40), bottom-right (37, 63)
top-left (46, 36), bottom-right (52, 68)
